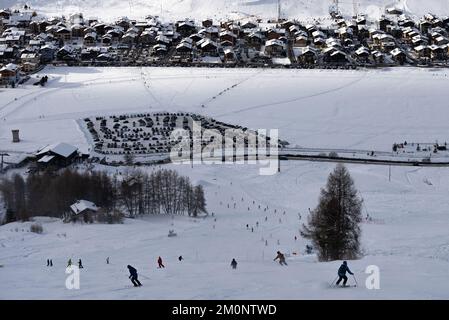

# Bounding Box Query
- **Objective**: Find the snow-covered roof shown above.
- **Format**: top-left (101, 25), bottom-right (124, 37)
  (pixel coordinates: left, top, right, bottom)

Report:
top-left (219, 30), bottom-right (237, 38)
top-left (355, 47), bottom-right (370, 55)
top-left (84, 32), bottom-right (97, 39)
top-left (36, 142), bottom-right (78, 158)
top-left (0, 63), bottom-right (19, 72)
top-left (265, 39), bottom-right (284, 48)
top-left (391, 48), bottom-right (405, 56)
top-left (38, 155), bottom-right (55, 163)
top-left (200, 39), bottom-right (218, 49)
top-left (70, 200), bottom-right (98, 215)
top-left (414, 45), bottom-right (429, 51)
top-left (176, 42), bottom-right (192, 50)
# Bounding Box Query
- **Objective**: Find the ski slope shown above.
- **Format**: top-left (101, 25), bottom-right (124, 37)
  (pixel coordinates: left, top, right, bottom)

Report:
top-left (1, 66), bottom-right (449, 299)
top-left (1, 161), bottom-right (449, 299)
top-left (2, 0), bottom-right (448, 21)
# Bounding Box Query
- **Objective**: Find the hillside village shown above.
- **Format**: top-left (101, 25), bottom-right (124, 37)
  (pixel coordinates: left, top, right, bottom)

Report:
top-left (1, 6), bottom-right (449, 86)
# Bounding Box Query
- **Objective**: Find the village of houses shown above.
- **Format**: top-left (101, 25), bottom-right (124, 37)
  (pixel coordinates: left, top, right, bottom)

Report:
top-left (1, 6), bottom-right (449, 86)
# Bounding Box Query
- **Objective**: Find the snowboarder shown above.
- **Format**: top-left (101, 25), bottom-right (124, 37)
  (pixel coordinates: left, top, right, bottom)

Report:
top-left (67, 259), bottom-right (72, 267)
top-left (178, 256), bottom-right (183, 262)
top-left (274, 251), bottom-right (287, 266)
top-left (157, 256), bottom-right (165, 268)
top-left (127, 265), bottom-right (142, 287)
top-left (230, 258), bottom-right (237, 269)
top-left (336, 261), bottom-right (354, 287)
top-left (78, 259), bottom-right (83, 269)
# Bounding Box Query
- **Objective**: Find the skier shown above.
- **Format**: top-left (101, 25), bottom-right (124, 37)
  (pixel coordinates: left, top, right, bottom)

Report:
top-left (230, 258), bottom-right (238, 269)
top-left (78, 259), bottom-right (83, 269)
top-left (50, 259), bottom-right (53, 267)
top-left (106, 257), bottom-right (109, 264)
top-left (274, 251), bottom-right (287, 266)
top-left (336, 261), bottom-right (354, 287)
top-left (157, 256), bottom-right (165, 268)
top-left (47, 259), bottom-right (50, 267)
top-left (67, 259), bottom-right (72, 267)
top-left (178, 256), bottom-right (183, 262)
top-left (127, 265), bottom-right (142, 287)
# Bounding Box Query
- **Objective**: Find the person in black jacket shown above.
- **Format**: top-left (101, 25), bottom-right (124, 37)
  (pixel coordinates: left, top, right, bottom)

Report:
top-left (127, 265), bottom-right (142, 287)
top-left (336, 261), bottom-right (354, 286)
top-left (230, 258), bottom-right (237, 269)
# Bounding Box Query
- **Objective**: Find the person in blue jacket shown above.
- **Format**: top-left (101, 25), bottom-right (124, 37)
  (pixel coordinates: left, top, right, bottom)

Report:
top-left (336, 261), bottom-right (354, 286)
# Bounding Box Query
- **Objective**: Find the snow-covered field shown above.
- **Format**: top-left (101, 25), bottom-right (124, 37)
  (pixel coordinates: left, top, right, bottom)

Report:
top-left (1, 66), bottom-right (449, 299)
top-left (1, 67), bottom-right (449, 155)
top-left (2, 0), bottom-right (448, 21)
top-left (1, 162), bottom-right (449, 299)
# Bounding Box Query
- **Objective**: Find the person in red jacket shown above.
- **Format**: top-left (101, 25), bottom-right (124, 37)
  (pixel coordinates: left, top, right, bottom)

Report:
top-left (157, 256), bottom-right (165, 268)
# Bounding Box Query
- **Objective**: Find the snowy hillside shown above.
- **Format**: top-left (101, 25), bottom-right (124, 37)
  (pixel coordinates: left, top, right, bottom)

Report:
top-left (1, 66), bottom-right (449, 299)
top-left (2, 161), bottom-right (449, 299)
top-left (2, 0), bottom-right (449, 21)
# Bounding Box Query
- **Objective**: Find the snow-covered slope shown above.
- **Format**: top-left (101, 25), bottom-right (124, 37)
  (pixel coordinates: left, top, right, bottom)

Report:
top-left (1, 161), bottom-right (449, 299)
top-left (2, 0), bottom-right (449, 21)
top-left (1, 66), bottom-right (449, 299)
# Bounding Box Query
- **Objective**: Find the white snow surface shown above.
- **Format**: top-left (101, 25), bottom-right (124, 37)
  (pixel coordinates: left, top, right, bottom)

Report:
top-left (2, 0), bottom-right (448, 21)
top-left (1, 67), bottom-right (449, 154)
top-left (1, 162), bottom-right (449, 299)
top-left (1, 66), bottom-right (449, 299)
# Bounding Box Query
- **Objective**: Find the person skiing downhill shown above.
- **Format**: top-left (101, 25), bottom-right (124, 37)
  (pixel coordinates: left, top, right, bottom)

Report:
top-left (78, 259), bottom-right (83, 269)
top-left (157, 256), bottom-right (165, 268)
top-left (127, 265), bottom-right (142, 287)
top-left (230, 258), bottom-right (237, 269)
top-left (67, 259), bottom-right (72, 267)
top-left (274, 251), bottom-right (288, 266)
top-left (336, 261), bottom-right (354, 286)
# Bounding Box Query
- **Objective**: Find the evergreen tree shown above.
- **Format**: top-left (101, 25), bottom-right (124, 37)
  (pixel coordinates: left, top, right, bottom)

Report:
top-left (301, 164), bottom-right (363, 261)
top-left (192, 185), bottom-right (207, 217)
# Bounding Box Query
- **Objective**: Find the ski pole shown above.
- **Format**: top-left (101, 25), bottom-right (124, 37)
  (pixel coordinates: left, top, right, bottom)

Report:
top-left (352, 274), bottom-right (358, 287)
top-left (330, 276), bottom-right (338, 286)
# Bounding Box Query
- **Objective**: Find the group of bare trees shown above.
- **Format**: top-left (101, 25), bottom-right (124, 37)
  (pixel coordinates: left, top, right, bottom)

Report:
top-left (120, 169), bottom-right (207, 218)
top-left (0, 168), bottom-right (206, 224)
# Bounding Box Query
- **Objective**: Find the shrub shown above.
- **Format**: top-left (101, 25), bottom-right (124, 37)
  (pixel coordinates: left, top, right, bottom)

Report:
top-left (328, 151), bottom-right (339, 158)
top-left (30, 223), bottom-right (43, 234)
top-left (95, 209), bottom-right (124, 224)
